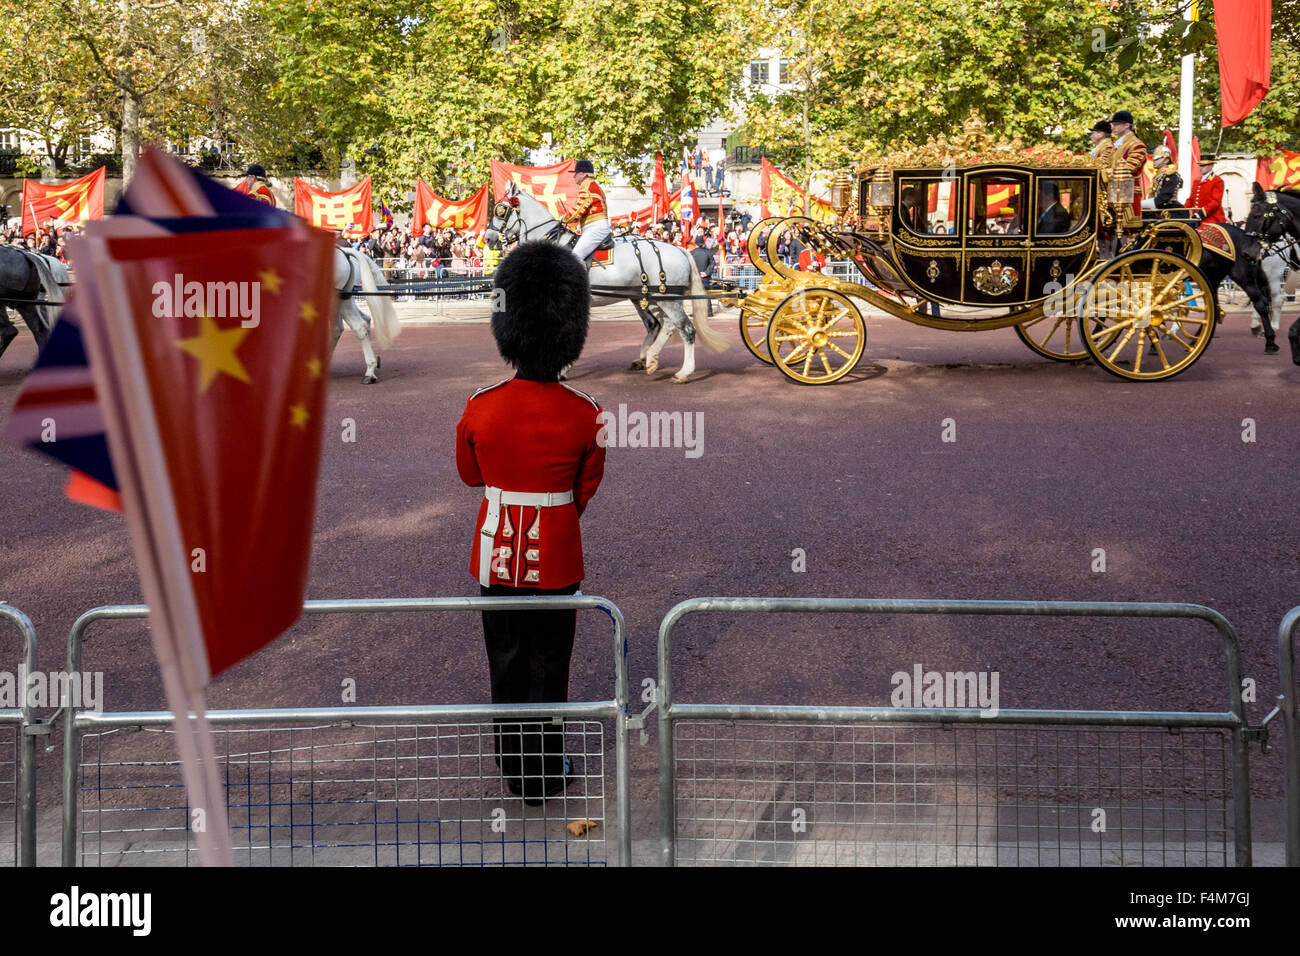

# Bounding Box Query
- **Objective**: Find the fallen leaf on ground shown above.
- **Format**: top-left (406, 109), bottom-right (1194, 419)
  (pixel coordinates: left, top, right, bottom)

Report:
top-left (566, 819), bottom-right (599, 837)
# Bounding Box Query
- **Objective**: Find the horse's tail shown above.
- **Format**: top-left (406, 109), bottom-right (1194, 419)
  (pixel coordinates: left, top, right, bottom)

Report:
top-left (687, 254), bottom-right (729, 353)
top-left (352, 250), bottom-right (401, 348)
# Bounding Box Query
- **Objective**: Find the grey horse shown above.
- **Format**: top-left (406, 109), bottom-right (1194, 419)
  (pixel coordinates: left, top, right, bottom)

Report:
top-left (485, 183), bottom-right (727, 382)
top-left (333, 245), bottom-right (401, 383)
top-left (0, 246), bottom-right (65, 361)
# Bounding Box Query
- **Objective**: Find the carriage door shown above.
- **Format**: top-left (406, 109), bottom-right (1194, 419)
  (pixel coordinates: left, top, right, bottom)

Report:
top-left (963, 170), bottom-right (1031, 304)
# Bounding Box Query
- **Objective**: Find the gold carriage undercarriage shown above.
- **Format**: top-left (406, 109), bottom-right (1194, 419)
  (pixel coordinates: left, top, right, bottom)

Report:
top-left (738, 114), bottom-right (1228, 384)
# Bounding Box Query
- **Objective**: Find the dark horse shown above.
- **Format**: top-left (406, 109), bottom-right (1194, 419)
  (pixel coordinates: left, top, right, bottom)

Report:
top-left (1172, 219), bottom-right (1277, 353)
top-left (0, 246), bottom-right (55, 363)
top-left (1242, 185), bottom-right (1300, 364)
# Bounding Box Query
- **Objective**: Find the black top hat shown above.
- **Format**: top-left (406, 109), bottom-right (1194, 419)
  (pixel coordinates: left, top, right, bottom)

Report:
top-left (1196, 153), bottom-right (1218, 164)
top-left (574, 159), bottom-right (594, 175)
top-left (1109, 110), bottom-right (1134, 126)
top-left (491, 241), bottom-right (590, 379)
top-left (245, 163), bottom-right (267, 179)
top-left (1089, 120), bottom-right (1112, 135)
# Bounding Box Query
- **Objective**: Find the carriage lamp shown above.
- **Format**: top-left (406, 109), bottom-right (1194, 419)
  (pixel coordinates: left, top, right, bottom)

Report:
top-left (830, 169), bottom-right (853, 216)
top-left (1107, 171), bottom-right (1135, 206)
top-left (869, 178), bottom-right (894, 208)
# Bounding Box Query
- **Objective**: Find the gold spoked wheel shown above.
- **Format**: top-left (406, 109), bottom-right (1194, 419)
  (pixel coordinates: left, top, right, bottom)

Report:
top-left (1079, 249), bottom-right (1216, 381)
top-left (766, 288), bottom-right (866, 385)
top-left (1014, 312), bottom-right (1090, 362)
top-left (740, 303), bottom-right (776, 363)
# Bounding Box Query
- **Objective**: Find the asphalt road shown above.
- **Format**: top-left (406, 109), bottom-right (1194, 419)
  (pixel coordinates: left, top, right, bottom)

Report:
top-left (1, 304), bottom-right (1297, 808)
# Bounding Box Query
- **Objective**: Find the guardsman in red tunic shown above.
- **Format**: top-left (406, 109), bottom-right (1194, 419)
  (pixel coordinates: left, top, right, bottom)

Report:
top-left (1187, 154), bottom-right (1227, 223)
top-left (561, 159), bottom-right (611, 264)
top-left (237, 163), bottom-right (277, 206)
top-left (456, 240), bottom-right (605, 804)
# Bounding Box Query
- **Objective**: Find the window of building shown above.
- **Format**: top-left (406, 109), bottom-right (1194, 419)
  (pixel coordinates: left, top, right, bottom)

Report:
top-left (749, 60), bottom-right (768, 85)
top-left (779, 59), bottom-right (790, 84)
top-left (0, 130), bottom-right (14, 151)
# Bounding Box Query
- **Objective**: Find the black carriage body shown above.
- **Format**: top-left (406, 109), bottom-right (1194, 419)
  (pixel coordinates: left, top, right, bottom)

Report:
top-left (886, 163), bottom-right (1099, 307)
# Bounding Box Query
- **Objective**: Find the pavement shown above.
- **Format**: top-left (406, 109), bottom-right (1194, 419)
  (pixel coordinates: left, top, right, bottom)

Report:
top-left (1, 299), bottom-right (1296, 866)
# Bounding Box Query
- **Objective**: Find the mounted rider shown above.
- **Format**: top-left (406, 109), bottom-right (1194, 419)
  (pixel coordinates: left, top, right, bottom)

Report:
top-left (1141, 145), bottom-right (1183, 210)
top-left (239, 164), bottom-right (277, 206)
top-left (561, 159), bottom-right (611, 265)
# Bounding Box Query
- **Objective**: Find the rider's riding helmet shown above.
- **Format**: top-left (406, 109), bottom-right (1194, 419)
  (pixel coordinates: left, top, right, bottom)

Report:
top-left (491, 240), bottom-right (589, 379)
top-left (245, 163), bottom-right (267, 179)
top-left (1088, 121), bottom-right (1112, 136)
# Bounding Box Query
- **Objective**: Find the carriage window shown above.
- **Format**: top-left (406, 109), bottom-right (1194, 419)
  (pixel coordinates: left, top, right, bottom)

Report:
top-left (968, 174), bottom-right (1028, 235)
top-left (1035, 177), bottom-right (1089, 235)
top-left (897, 178), bottom-right (957, 235)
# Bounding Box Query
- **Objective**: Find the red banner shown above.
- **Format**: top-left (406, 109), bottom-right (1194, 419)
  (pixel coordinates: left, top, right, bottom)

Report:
top-left (1213, 0), bottom-right (1271, 127)
top-left (1257, 149), bottom-right (1300, 191)
top-left (759, 157), bottom-right (835, 223)
top-left (490, 160), bottom-right (579, 219)
top-left (293, 177), bottom-right (373, 237)
top-left (651, 153), bottom-right (670, 221)
top-left (20, 167), bottom-right (106, 236)
top-left (412, 180), bottom-right (490, 234)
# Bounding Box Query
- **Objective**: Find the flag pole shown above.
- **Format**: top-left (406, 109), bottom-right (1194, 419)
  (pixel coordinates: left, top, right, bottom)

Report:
top-left (1177, 0), bottom-right (1197, 201)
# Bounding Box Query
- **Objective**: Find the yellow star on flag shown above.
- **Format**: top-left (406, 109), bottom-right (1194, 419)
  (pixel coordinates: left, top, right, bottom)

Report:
top-left (176, 315), bottom-right (252, 392)
top-left (300, 301), bottom-right (318, 323)
top-left (259, 268), bottom-right (284, 295)
top-left (306, 357), bottom-right (322, 378)
top-left (289, 403), bottom-right (310, 428)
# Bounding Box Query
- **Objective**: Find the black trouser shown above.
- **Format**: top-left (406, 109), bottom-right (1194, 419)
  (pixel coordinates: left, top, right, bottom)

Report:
top-left (479, 582), bottom-right (579, 793)
top-left (701, 273), bottom-right (714, 315)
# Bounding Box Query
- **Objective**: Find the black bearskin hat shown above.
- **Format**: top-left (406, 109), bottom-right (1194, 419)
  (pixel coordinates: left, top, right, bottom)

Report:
top-left (491, 241), bottom-right (590, 377)
top-left (574, 159), bottom-right (594, 174)
top-left (245, 163), bottom-right (267, 179)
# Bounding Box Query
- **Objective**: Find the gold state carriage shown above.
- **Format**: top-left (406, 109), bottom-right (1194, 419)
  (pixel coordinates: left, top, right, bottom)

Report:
top-left (738, 114), bottom-right (1224, 384)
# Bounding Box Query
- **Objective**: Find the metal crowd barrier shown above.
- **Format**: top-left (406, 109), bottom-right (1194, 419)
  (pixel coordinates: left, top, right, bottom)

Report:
top-left (62, 597), bottom-right (629, 867)
top-left (656, 598), bottom-right (1253, 867)
top-left (1280, 606), bottom-right (1299, 866)
top-left (0, 603), bottom-right (36, 867)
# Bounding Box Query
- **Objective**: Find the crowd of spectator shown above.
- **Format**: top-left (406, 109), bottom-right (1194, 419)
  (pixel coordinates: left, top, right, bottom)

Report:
top-left (347, 223), bottom-right (491, 278)
top-left (2, 221), bottom-right (82, 262)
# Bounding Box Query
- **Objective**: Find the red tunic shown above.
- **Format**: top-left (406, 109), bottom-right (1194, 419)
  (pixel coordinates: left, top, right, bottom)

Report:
top-left (456, 379), bottom-right (605, 588)
top-left (1187, 176), bottom-right (1226, 223)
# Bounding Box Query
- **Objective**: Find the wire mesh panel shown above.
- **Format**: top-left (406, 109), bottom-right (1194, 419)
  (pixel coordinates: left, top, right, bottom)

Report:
top-left (0, 723), bottom-right (16, 866)
top-left (78, 719), bottom-right (609, 866)
top-left (672, 721), bottom-right (1233, 867)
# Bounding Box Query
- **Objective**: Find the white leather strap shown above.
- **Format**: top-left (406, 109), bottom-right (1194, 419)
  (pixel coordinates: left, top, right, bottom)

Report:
top-left (477, 487), bottom-right (575, 586)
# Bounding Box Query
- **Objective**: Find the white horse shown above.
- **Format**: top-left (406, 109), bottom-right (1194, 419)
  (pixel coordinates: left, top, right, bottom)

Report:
top-left (333, 245), bottom-right (401, 383)
top-left (485, 183), bottom-right (728, 383)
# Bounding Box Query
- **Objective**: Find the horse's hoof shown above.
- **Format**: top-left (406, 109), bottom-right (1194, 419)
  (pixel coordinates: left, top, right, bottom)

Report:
top-left (628, 360), bottom-right (646, 371)
top-left (1265, 343), bottom-right (1280, 354)
top-left (376, 355), bottom-right (382, 369)
top-left (362, 374), bottom-right (378, 384)
top-left (1251, 327), bottom-right (1262, 337)
top-left (645, 361), bottom-right (659, 375)
top-left (671, 374), bottom-right (690, 384)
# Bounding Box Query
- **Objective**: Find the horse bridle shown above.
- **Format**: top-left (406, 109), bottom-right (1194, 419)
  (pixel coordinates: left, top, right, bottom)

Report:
top-left (1245, 191), bottom-right (1300, 266)
top-left (492, 190), bottom-right (580, 248)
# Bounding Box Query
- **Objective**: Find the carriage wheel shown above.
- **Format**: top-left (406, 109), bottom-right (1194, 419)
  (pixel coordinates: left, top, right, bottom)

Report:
top-left (766, 288), bottom-right (865, 385)
top-left (1014, 313), bottom-right (1090, 362)
top-left (739, 303), bottom-right (776, 364)
top-left (1079, 249), bottom-right (1216, 381)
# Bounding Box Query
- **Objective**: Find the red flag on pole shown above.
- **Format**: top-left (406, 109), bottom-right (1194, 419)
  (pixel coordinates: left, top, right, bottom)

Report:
top-left (1213, 0), bottom-right (1271, 127)
top-left (1190, 136), bottom-right (1203, 186)
top-left (651, 153), bottom-right (670, 222)
top-left (293, 177), bottom-right (373, 237)
top-left (412, 180), bottom-right (490, 234)
top-left (20, 167), bottom-right (106, 236)
top-left (66, 148), bottom-right (336, 865)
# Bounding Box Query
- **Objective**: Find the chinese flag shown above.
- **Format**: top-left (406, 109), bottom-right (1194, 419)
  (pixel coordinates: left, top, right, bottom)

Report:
top-left (412, 180), bottom-right (490, 234)
top-left (1257, 148), bottom-right (1300, 190)
top-left (651, 153), bottom-right (670, 221)
top-left (73, 224), bottom-right (335, 674)
top-left (489, 160), bottom-right (579, 219)
top-left (1213, 0), bottom-right (1271, 127)
top-left (20, 167), bottom-right (106, 235)
top-left (293, 177), bottom-right (373, 237)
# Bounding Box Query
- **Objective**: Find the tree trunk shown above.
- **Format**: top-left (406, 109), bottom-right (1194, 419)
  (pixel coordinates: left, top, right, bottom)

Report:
top-left (121, 79), bottom-right (139, 185)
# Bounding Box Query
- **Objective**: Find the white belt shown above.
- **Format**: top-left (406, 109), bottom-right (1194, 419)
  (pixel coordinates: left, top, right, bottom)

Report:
top-left (478, 486), bottom-right (575, 586)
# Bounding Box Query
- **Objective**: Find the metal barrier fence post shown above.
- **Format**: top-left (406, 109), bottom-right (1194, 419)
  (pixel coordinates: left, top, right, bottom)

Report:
top-left (657, 598), bottom-right (1251, 867)
top-left (0, 603), bottom-right (37, 866)
top-left (63, 596), bottom-right (628, 867)
top-left (1280, 606), bottom-right (1299, 866)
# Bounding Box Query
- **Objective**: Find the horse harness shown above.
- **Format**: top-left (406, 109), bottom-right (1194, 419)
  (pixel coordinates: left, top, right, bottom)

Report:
top-left (1248, 191), bottom-right (1300, 270)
